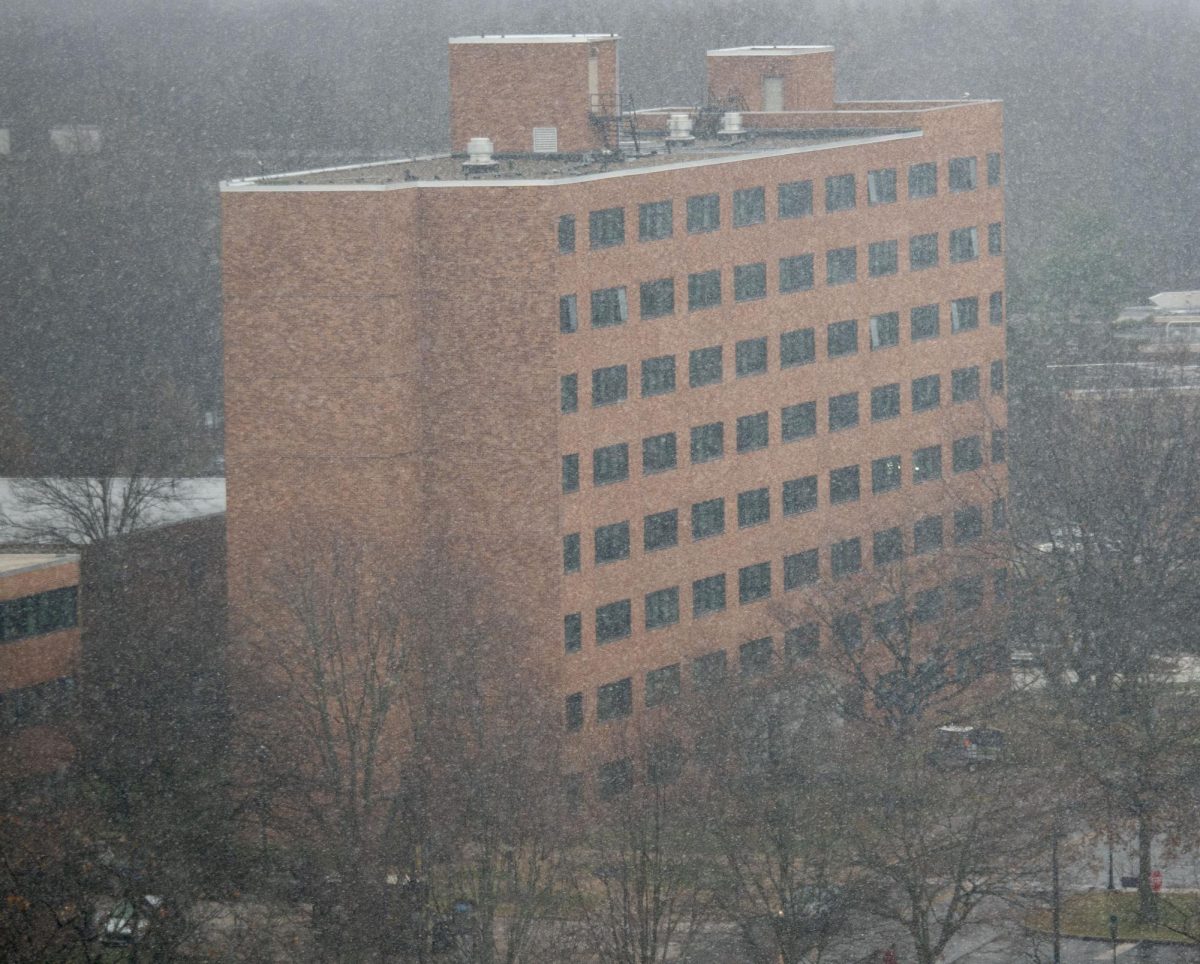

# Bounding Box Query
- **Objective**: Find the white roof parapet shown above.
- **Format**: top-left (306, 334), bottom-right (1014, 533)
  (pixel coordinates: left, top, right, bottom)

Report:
top-left (1150, 291), bottom-right (1200, 310)
top-left (707, 45), bottom-right (833, 56)
top-left (449, 34), bottom-right (618, 44)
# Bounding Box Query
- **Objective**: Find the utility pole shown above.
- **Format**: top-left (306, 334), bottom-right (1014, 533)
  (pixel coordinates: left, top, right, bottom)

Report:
top-left (1051, 818), bottom-right (1062, 964)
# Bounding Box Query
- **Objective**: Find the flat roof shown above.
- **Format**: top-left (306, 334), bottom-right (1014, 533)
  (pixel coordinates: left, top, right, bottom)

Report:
top-left (708, 45), bottom-right (833, 56)
top-left (449, 34), bottom-right (618, 45)
top-left (0, 553), bottom-right (78, 578)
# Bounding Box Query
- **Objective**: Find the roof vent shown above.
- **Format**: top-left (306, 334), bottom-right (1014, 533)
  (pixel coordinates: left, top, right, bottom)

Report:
top-left (718, 111), bottom-right (744, 137)
top-left (666, 112), bottom-right (694, 145)
top-left (463, 136), bottom-right (499, 173)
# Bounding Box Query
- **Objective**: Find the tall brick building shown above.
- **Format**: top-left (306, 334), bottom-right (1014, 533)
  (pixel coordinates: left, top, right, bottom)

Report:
top-left (221, 36), bottom-right (1006, 781)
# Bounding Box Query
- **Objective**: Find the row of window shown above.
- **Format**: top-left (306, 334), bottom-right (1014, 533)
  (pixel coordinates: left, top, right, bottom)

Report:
top-left (558, 154), bottom-right (1003, 252)
top-left (0, 587), bottom-right (78, 644)
top-left (0, 676), bottom-right (76, 732)
top-left (563, 496), bottom-right (1007, 652)
top-left (559, 236), bottom-right (1001, 333)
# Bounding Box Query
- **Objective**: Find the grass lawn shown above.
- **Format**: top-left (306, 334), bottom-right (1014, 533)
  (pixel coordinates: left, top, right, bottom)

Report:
top-left (1028, 890), bottom-right (1200, 944)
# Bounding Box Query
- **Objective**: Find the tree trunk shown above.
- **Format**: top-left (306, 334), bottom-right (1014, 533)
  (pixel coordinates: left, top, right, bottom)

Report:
top-left (1136, 811), bottom-right (1157, 923)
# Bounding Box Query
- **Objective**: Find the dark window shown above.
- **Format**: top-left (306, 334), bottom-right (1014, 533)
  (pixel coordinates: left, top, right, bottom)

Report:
top-left (833, 612), bottom-right (863, 650)
top-left (870, 312), bottom-right (900, 350)
top-left (596, 600), bottom-right (632, 644)
top-left (780, 328), bottom-right (815, 367)
top-left (989, 291), bottom-right (1004, 326)
top-left (873, 598), bottom-right (906, 640)
top-left (737, 488), bottom-right (770, 528)
top-left (740, 637), bottom-right (773, 676)
top-left (693, 574), bottom-right (727, 617)
top-left (736, 337), bottom-right (768, 376)
top-left (687, 193), bottom-right (720, 233)
top-left (784, 549), bottom-right (819, 589)
top-left (639, 200), bottom-right (673, 241)
top-left (734, 262), bottom-right (767, 301)
top-left (987, 152), bottom-right (1002, 186)
top-left (949, 156), bottom-right (978, 192)
top-left (914, 587), bottom-right (944, 623)
top-left (873, 527), bottom-right (904, 566)
top-left (867, 168), bottom-right (897, 205)
top-left (992, 428), bottom-right (1007, 463)
top-left (641, 355), bottom-right (676, 397)
top-left (561, 374), bottom-right (578, 414)
top-left (954, 505), bottom-right (983, 544)
top-left (990, 360), bottom-right (1005, 394)
top-left (912, 374), bottom-right (941, 412)
top-left (829, 465), bottom-right (860, 504)
top-left (688, 270), bottom-right (722, 310)
top-left (733, 186), bottom-right (766, 226)
top-left (642, 432), bottom-right (677, 474)
top-left (952, 366), bottom-right (980, 402)
top-left (949, 227), bottom-right (979, 263)
top-left (914, 515), bottom-right (944, 554)
top-left (736, 412), bottom-right (769, 452)
top-left (693, 650), bottom-right (727, 689)
top-left (872, 455), bottom-right (902, 494)
top-left (829, 393), bottom-right (859, 431)
top-left (598, 758), bottom-right (633, 799)
top-left (562, 454), bottom-right (579, 493)
top-left (994, 568), bottom-right (1009, 602)
top-left (593, 443), bottom-right (629, 485)
top-left (564, 533), bottom-right (581, 573)
top-left (827, 247), bottom-right (858, 285)
top-left (691, 498), bottom-right (725, 540)
top-left (560, 294), bottom-right (579, 333)
top-left (871, 383), bottom-right (901, 421)
top-left (782, 401), bottom-right (817, 441)
top-left (594, 522), bottom-right (631, 564)
top-left (783, 476), bottom-right (818, 515)
top-left (640, 278), bottom-right (675, 319)
top-left (565, 692), bottom-right (584, 730)
top-left (778, 180), bottom-right (813, 219)
top-left (868, 240), bottom-right (899, 277)
top-left (779, 254), bottom-right (815, 293)
top-left (690, 422), bottom-right (724, 463)
top-left (0, 588), bottom-right (77, 643)
top-left (558, 215), bottom-right (575, 254)
top-left (644, 509), bottom-right (678, 552)
top-left (564, 613), bottom-right (582, 652)
top-left (590, 208), bottom-right (625, 248)
top-left (913, 444), bottom-right (942, 483)
top-left (591, 286), bottom-right (629, 327)
top-left (954, 576), bottom-right (984, 612)
top-left (910, 233), bottom-right (939, 270)
top-left (592, 364), bottom-right (628, 407)
top-left (597, 677), bottom-right (633, 720)
top-left (689, 345), bottom-right (723, 387)
top-left (645, 664), bottom-right (681, 707)
top-left (992, 497), bottom-right (1007, 531)
top-left (645, 587), bottom-right (680, 630)
top-left (952, 436), bottom-right (983, 473)
top-left (827, 319), bottom-right (858, 357)
top-left (988, 222), bottom-right (1002, 255)
top-left (825, 173), bottom-right (856, 211)
top-left (908, 161), bottom-right (937, 198)
top-left (911, 304), bottom-right (939, 340)
top-left (784, 623), bottom-right (819, 660)
top-left (739, 562), bottom-right (772, 604)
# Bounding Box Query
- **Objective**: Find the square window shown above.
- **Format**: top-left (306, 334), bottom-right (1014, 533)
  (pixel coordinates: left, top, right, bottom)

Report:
top-left (782, 476), bottom-right (818, 515)
top-left (871, 455), bottom-right (902, 493)
top-left (952, 366), bottom-right (980, 402)
top-left (992, 497), bottom-right (1007, 531)
top-left (873, 527), bottom-right (904, 566)
top-left (562, 453), bottom-right (580, 493)
top-left (737, 487), bottom-right (770, 528)
top-left (589, 208), bottom-right (625, 248)
top-left (912, 374), bottom-right (941, 412)
top-left (645, 664), bottom-right (681, 707)
top-left (564, 533), bottom-right (581, 573)
top-left (779, 254), bottom-right (815, 293)
top-left (780, 327), bottom-right (816, 367)
top-left (561, 374), bottom-right (578, 414)
top-left (564, 612), bottom-right (582, 652)
top-left (868, 240), bottom-right (899, 277)
top-left (784, 549), bottom-right (819, 589)
top-left (592, 364), bottom-right (628, 407)
top-left (829, 465), bottom-right (860, 504)
top-left (913, 445), bottom-right (942, 483)
top-left (740, 637), bottom-right (773, 676)
top-left (736, 337), bottom-right (768, 376)
top-left (989, 291), bottom-right (1004, 326)
top-left (827, 319), bottom-right (858, 357)
top-left (646, 740), bottom-right (684, 785)
top-left (781, 401), bottom-right (817, 441)
top-left (994, 568), bottom-right (1009, 602)
top-left (911, 303), bottom-right (940, 340)
top-left (691, 498), bottom-right (725, 540)
top-left (596, 600), bottom-right (632, 644)
top-left (952, 435), bottom-right (983, 473)
top-left (988, 222), bottom-right (1002, 256)
top-left (690, 422), bottom-right (724, 463)
top-left (827, 247), bottom-right (857, 285)
top-left (870, 312), bottom-right (900, 351)
top-left (688, 270), bottom-right (722, 310)
top-left (644, 509), bottom-right (679, 552)
top-left (949, 156), bottom-right (978, 192)
top-left (954, 505), bottom-right (983, 544)
top-left (645, 587), bottom-right (680, 630)
top-left (908, 161), bottom-right (937, 199)
top-left (640, 278), bottom-right (676, 319)
top-left (738, 562), bottom-right (772, 604)
top-left (867, 168), bottom-right (897, 205)
top-left (598, 758), bottom-right (633, 799)
top-left (990, 360), bottom-right (1005, 394)
top-left (733, 186), bottom-right (766, 226)
top-left (560, 294), bottom-right (579, 333)
top-left (914, 515), bottom-right (944, 554)
top-left (833, 612), bottom-right (863, 650)
top-left (825, 173), bottom-right (856, 211)
top-left (642, 432), bottom-right (677, 474)
top-left (693, 574), bottom-right (727, 617)
top-left (597, 677), bottom-right (633, 720)
top-left (953, 576), bottom-right (984, 612)
top-left (693, 649), bottom-right (727, 689)
top-left (565, 692), bottom-right (583, 730)
top-left (593, 443), bottom-right (629, 485)
top-left (639, 200), bottom-right (673, 241)
top-left (594, 521), bottom-right (631, 564)
top-left (689, 345), bottom-right (723, 387)
top-left (591, 287), bottom-right (629, 327)
top-left (784, 623), bottom-right (819, 660)
top-left (873, 598), bottom-right (905, 640)
top-left (642, 355), bottom-right (676, 397)
top-left (987, 152), bottom-right (1001, 186)
top-left (687, 193), bottom-right (720, 233)
top-left (950, 227), bottom-right (979, 263)
top-left (910, 233), bottom-right (939, 270)
top-left (914, 587), bottom-right (944, 623)
top-left (734, 262), bottom-right (767, 301)
top-left (871, 383), bottom-right (901, 421)
top-left (992, 428), bottom-right (1007, 463)
top-left (829, 392), bottom-right (859, 431)
top-left (557, 215), bottom-right (575, 254)
top-left (778, 180), bottom-right (813, 219)
top-left (736, 412), bottom-right (769, 452)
